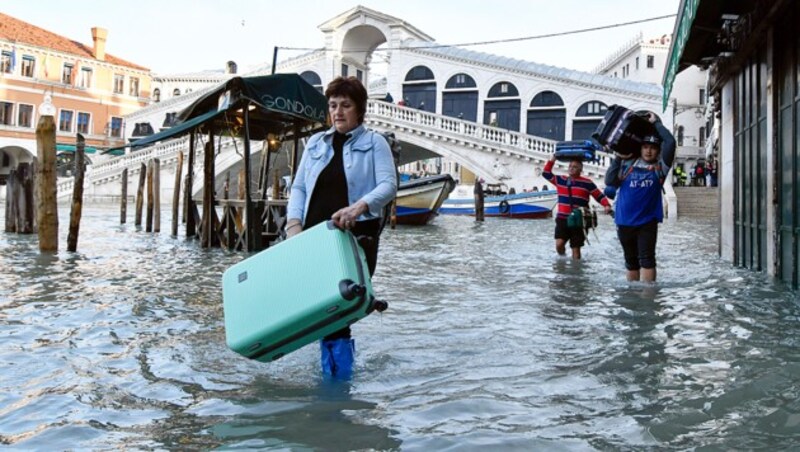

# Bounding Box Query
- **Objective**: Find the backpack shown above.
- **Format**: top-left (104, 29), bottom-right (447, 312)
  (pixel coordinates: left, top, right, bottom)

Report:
top-left (696, 166), bottom-right (704, 176)
top-left (374, 130), bottom-right (401, 233)
top-left (619, 159), bottom-right (668, 188)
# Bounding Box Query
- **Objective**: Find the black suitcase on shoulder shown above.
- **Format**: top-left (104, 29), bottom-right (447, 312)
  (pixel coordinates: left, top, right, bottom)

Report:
top-left (591, 105), bottom-right (655, 156)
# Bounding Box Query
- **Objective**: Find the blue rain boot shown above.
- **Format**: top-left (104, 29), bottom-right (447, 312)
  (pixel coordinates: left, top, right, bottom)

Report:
top-left (320, 338), bottom-right (355, 379)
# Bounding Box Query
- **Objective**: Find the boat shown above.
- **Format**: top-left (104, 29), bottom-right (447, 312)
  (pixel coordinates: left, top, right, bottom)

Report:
top-left (394, 174), bottom-right (456, 225)
top-left (440, 184), bottom-right (557, 219)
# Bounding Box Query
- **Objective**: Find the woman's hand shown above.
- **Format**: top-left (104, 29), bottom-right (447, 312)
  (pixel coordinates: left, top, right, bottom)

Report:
top-left (332, 201), bottom-right (369, 230)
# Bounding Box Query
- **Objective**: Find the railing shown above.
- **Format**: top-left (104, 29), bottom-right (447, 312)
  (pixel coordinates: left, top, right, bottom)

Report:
top-left (55, 136), bottom-right (244, 198)
top-left (366, 99), bottom-right (610, 174)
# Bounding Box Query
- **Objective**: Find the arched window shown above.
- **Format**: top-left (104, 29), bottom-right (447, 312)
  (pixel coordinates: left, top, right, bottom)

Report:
top-left (173, 88), bottom-right (181, 97)
top-left (442, 73), bottom-right (478, 121)
top-left (487, 81), bottom-right (519, 98)
top-left (529, 91), bottom-right (564, 107)
top-left (153, 88), bottom-right (161, 103)
top-left (404, 65), bottom-right (435, 82)
top-left (445, 73), bottom-right (477, 89)
top-left (575, 101), bottom-right (608, 116)
top-left (572, 100), bottom-right (608, 140)
top-left (300, 70), bottom-right (323, 92)
top-left (484, 82), bottom-right (521, 131)
top-left (527, 91), bottom-right (566, 140)
top-left (403, 65), bottom-right (436, 112)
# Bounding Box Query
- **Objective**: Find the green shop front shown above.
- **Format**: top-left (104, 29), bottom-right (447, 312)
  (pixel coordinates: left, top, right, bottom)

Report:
top-left (664, 0), bottom-right (800, 288)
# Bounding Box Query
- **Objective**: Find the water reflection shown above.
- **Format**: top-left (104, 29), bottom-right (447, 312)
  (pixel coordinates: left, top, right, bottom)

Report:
top-left (207, 379), bottom-right (402, 450)
top-left (2, 207), bottom-right (800, 449)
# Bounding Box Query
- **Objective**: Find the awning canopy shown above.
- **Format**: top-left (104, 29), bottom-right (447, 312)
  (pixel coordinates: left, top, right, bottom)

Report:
top-left (662, 0), bottom-right (757, 110)
top-left (57, 143), bottom-right (125, 157)
top-left (57, 144), bottom-right (98, 154)
top-left (127, 109), bottom-right (223, 149)
top-left (105, 73), bottom-right (328, 155)
top-left (177, 73), bottom-right (329, 140)
top-left (104, 109), bottom-right (224, 154)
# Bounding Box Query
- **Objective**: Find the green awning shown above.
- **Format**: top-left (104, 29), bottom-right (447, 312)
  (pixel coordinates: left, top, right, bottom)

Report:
top-left (177, 73), bottom-right (329, 140)
top-left (128, 109), bottom-right (224, 149)
top-left (662, 0), bottom-right (701, 111)
top-left (103, 73), bottom-right (327, 156)
top-left (57, 144), bottom-right (98, 154)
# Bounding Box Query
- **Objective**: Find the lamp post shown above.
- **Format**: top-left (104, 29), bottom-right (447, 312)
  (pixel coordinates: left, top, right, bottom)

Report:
top-left (39, 93), bottom-right (56, 117)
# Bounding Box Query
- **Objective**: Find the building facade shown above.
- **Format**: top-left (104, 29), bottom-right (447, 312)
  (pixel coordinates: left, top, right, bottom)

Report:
top-left (666, 0), bottom-right (800, 287)
top-left (0, 12), bottom-right (151, 183)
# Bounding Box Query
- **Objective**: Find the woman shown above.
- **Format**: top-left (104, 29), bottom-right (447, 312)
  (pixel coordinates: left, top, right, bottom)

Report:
top-left (604, 113), bottom-right (676, 282)
top-left (285, 76), bottom-right (397, 378)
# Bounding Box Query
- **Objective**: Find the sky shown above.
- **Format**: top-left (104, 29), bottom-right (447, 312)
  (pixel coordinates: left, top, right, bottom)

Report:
top-left (3, 0), bottom-right (681, 76)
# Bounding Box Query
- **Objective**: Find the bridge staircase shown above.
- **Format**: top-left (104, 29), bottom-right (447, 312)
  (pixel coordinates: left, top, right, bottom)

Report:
top-left (674, 186), bottom-right (720, 220)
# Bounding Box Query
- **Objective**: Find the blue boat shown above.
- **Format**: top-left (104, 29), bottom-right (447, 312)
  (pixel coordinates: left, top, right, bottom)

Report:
top-left (440, 185), bottom-right (557, 219)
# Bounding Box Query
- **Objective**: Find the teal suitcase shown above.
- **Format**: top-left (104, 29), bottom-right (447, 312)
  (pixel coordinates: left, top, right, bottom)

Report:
top-left (222, 221), bottom-right (385, 362)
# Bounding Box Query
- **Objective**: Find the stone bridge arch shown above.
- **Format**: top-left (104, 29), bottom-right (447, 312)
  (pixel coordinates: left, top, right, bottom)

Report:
top-left (386, 132), bottom-right (503, 185)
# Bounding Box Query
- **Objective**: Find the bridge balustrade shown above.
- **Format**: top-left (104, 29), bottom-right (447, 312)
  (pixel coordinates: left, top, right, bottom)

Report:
top-left (366, 100), bottom-right (610, 175)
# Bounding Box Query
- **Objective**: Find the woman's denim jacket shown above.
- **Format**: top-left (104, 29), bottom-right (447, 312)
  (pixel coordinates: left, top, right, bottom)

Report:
top-left (287, 124), bottom-right (397, 225)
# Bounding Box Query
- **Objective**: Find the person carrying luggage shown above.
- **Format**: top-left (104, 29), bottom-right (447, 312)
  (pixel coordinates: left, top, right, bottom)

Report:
top-left (285, 76), bottom-right (397, 379)
top-left (604, 112), bottom-right (676, 282)
top-left (543, 156), bottom-right (612, 260)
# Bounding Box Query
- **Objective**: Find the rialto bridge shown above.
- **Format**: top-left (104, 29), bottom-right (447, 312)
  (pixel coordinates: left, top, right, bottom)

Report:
top-left (53, 5), bottom-right (673, 211)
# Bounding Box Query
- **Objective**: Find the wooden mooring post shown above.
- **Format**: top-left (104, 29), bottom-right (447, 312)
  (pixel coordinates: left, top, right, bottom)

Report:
top-left (4, 169), bottom-right (16, 232)
top-left (184, 130), bottom-right (197, 238)
top-left (36, 115), bottom-right (58, 251)
top-left (171, 150), bottom-right (183, 236)
top-left (474, 179), bottom-right (485, 222)
top-left (201, 139), bottom-right (220, 248)
top-left (120, 168), bottom-right (128, 224)
top-left (135, 162), bottom-right (146, 226)
top-left (66, 134), bottom-right (86, 252)
top-left (153, 158), bottom-right (161, 233)
top-left (221, 172), bottom-right (237, 250)
top-left (145, 160), bottom-right (154, 232)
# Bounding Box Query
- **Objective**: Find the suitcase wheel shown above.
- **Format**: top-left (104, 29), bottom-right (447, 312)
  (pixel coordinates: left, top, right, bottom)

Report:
top-left (339, 279), bottom-right (366, 301)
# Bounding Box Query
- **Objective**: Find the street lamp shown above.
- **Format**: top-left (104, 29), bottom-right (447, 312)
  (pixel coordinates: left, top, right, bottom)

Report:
top-left (39, 93), bottom-right (56, 117)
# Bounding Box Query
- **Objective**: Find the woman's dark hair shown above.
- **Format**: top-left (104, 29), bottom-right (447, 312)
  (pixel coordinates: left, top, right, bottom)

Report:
top-left (325, 76), bottom-right (368, 123)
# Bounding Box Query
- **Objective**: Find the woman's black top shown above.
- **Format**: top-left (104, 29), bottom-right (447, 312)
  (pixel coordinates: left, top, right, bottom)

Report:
top-left (304, 132), bottom-right (350, 229)
top-left (302, 130), bottom-right (383, 340)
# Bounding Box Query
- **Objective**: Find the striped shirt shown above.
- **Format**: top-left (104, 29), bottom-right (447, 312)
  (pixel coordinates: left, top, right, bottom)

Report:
top-left (543, 160), bottom-right (610, 219)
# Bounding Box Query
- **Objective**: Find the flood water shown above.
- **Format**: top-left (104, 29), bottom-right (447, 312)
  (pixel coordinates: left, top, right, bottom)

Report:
top-left (1, 205), bottom-right (800, 450)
